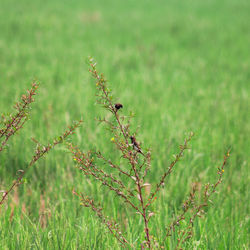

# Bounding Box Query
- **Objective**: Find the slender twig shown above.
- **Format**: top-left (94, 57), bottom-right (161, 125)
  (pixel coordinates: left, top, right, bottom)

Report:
top-left (146, 133), bottom-right (194, 209)
top-left (95, 152), bottom-right (131, 178)
top-left (0, 120), bottom-right (82, 206)
top-left (163, 184), bottom-right (197, 244)
top-left (73, 190), bottom-right (131, 247)
top-left (72, 58), bottom-right (230, 249)
top-left (175, 150), bottom-right (230, 249)
top-left (0, 83), bottom-right (39, 152)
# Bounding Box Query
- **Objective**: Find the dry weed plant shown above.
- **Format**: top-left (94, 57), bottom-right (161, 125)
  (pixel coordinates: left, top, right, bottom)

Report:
top-left (0, 83), bottom-right (82, 207)
top-left (69, 58), bottom-right (230, 249)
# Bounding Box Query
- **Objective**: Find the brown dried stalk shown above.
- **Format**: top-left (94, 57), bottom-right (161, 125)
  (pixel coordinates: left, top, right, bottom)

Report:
top-left (0, 119), bottom-right (82, 206)
top-left (146, 132), bottom-right (194, 209)
top-left (71, 58), bottom-right (230, 249)
top-left (70, 59), bottom-right (194, 248)
top-left (68, 143), bottom-right (140, 213)
top-left (175, 150), bottom-right (230, 249)
top-left (73, 190), bottom-right (131, 247)
top-left (164, 183), bottom-right (198, 241)
top-left (0, 82), bottom-right (39, 152)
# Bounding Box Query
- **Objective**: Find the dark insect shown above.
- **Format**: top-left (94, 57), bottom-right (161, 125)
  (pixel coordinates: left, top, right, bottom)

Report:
top-left (115, 103), bottom-right (123, 111)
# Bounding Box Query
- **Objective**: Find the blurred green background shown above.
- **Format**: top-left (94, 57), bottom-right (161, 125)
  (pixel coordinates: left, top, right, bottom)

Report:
top-left (0, 0), bottom-right (249, 249)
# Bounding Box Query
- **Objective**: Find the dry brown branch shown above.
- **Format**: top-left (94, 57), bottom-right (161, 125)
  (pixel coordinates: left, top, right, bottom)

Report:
top-left (0, 82), bottom-right (39, 152)
top-left (0, 120), bottom-right (82, 206)
top-left (70, 58), bottom-right (230, 249)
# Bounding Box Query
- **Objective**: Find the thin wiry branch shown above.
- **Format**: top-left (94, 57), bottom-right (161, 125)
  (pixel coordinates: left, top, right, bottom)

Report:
top-left (163, 183), bottom-right (197, 243)
top-left (71, 58), bottom-right (230, 249)
top-left (73, 190), bottom-right (131, 247)
top-left (0, 82), bottom-right (39, 152)
top-left (146, 132), bottom-right (194, 209)
top-left (0, 120), bottom-right (82, 206)
top-left (175, 150), bottom-right (230, 249)
top-left (94, 151), bottom-right (131, 178)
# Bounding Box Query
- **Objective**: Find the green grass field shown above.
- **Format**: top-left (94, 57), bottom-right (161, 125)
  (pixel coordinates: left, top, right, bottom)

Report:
top-left (0, 0), bottom-right (249, 249)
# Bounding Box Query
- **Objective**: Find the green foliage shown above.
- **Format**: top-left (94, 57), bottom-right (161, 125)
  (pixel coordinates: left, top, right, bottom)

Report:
top-left (0, 0), bottom-right (249, 249)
